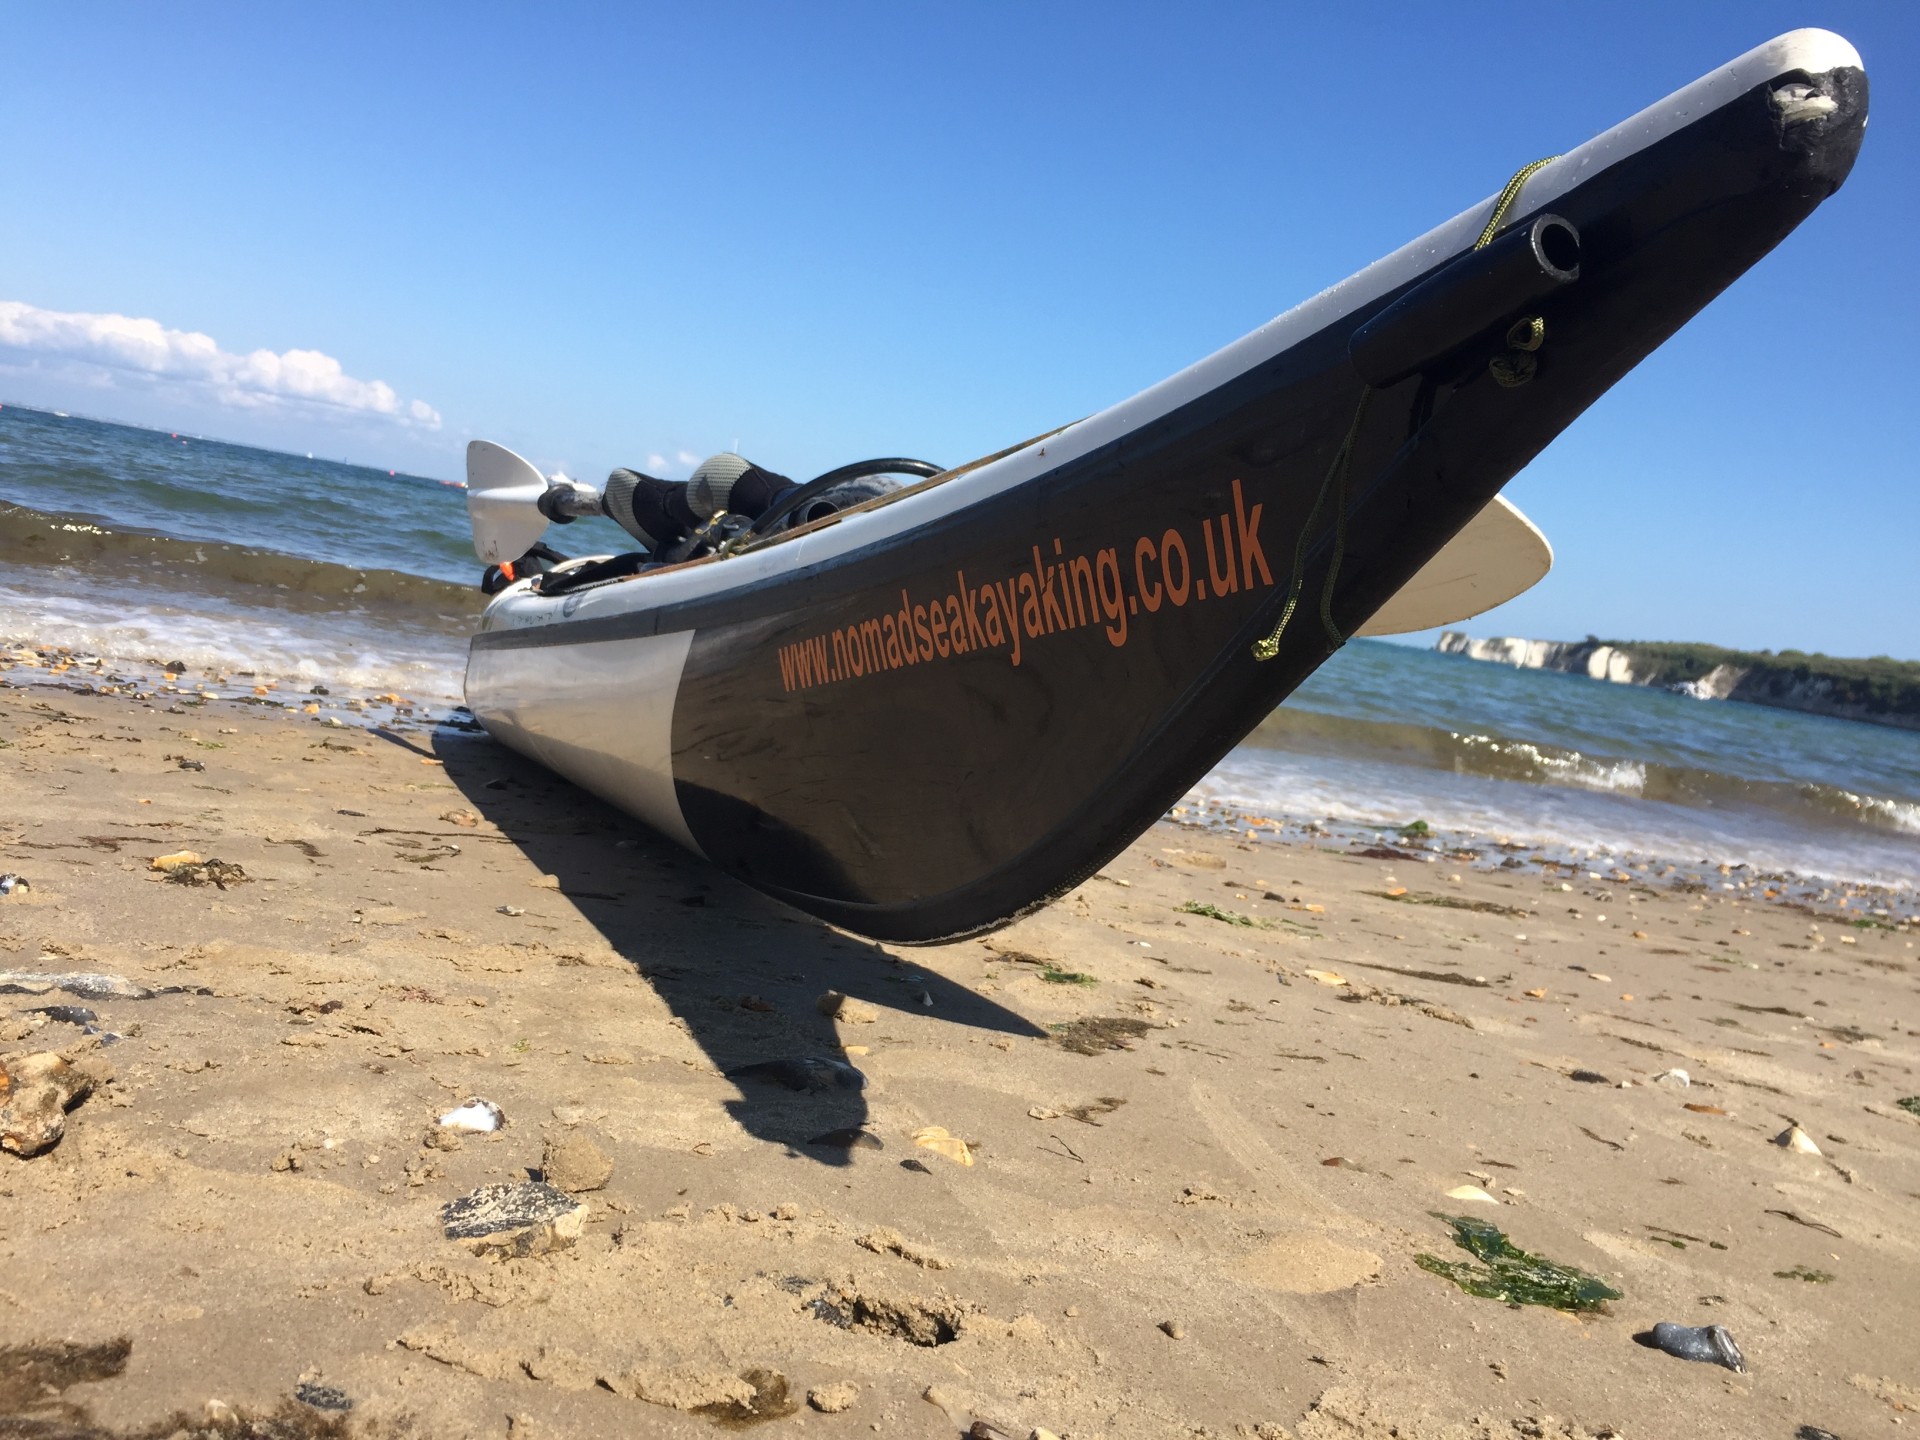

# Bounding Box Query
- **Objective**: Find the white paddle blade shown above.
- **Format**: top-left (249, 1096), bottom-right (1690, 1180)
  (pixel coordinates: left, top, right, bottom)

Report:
top-left (466, 440), bottom-right (550, 565)
top-left (1355, 495), bottom-right (1553, 637)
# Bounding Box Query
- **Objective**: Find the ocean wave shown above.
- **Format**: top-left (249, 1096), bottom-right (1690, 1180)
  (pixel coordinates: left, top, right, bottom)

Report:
top-left (1802, 786), bottom-right (1920, 838)
top-left (1451, 732), bottom-right (1648, 794)
top-left (1242, 705), bottom-right (1920, 842)
top-left (1191, 749), bottom-right (1919, 892)
top-left (0, 499), bottom-right (478, 624)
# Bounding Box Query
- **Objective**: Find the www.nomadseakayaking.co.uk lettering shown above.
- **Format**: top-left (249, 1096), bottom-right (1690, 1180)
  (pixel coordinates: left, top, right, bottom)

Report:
top-left (777, 478), bottom-right (1271, 693)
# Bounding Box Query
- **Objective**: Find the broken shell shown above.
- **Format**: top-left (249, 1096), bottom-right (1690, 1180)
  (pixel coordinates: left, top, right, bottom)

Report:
top-left (149, 851), bottom-right (204, 872)
top-left (1646, 1321), bottom-right (1744, 1372)
top-left (1652, 1068), bottom-right (1691, 1087)
top-left (911, 1126), bottom-right (974, 1166)
top-left (1775, 1125), bottom-right (1821, 1155)
top-left (438, 1098), bottom-right (505, 1132)
top-left (1305, 970), bottom-right (1348, 986)
top-left (0, 873), bottom-right (28, 896)
top-left (1444, 1185), bottom-right (1499, 1205)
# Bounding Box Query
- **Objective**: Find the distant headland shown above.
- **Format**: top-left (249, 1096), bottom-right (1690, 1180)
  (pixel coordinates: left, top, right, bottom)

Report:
top-left (1436, 633), bottom-right (1920, 731)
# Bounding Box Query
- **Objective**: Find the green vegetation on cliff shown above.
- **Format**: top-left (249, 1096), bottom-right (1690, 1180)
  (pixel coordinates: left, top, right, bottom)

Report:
top-left (1601, 640), bottom-right (1920, 726)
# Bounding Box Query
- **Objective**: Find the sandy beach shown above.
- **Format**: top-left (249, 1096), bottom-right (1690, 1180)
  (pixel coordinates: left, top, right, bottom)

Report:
top-left (3, 658), bottom-right (1918, 1440)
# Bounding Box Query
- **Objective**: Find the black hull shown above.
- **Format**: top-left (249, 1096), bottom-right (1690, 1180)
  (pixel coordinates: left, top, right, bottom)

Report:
top-left (471, 49), bottom-right (1866, 942)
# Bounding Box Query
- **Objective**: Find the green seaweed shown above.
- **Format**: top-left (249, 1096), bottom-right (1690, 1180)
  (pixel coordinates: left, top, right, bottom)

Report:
top-left (1397, 819), bottom-right (1432, 836)
top-left (1895, 1096), bottom-right (1920, 1117)
top-left (1774, 1265), bottom-right (1835, 1283)
top-left (1178, 901), bottom-right (1273, 929)
top-left (1413, 1213), bottom-right (1621, 1312)
top-left (1038, 965), bottom-right (1097, 986)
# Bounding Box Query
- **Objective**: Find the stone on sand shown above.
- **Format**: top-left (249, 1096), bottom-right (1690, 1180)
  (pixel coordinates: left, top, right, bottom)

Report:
top-left (542, 1132), bottom-right (613, 1192)
top-left (0, 1052), bottom-right (94, 1157)
top-left (441, 1180), bottom-right (585, 1257)
top-left (807, 1381), bottom-right (859, 1413)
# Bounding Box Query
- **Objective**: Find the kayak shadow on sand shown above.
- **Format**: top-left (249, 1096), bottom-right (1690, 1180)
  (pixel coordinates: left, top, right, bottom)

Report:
top-left (420, 723), bottom-right (1046, 1167)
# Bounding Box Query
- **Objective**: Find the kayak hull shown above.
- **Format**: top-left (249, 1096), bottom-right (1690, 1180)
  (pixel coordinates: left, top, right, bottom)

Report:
top-left (467, 32), bottom-right (1866, 941)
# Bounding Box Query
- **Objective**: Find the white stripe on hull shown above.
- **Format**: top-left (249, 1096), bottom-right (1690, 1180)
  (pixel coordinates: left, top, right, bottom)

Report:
top-left (465, 630), bottom-right (702, 856)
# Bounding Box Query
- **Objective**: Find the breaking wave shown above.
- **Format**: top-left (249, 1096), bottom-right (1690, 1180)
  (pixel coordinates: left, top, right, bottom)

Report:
top-left (0, 499), bottom-right (478, 624)
top-left (1238, 704), bottom-right (1920, 845)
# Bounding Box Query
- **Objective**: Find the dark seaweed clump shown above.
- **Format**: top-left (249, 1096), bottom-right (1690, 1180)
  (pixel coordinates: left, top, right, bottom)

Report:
top-left (1048, 1017), bottom-right (1153, 1055)
top-left (1414, 1213), bottom-right (1621, 1312)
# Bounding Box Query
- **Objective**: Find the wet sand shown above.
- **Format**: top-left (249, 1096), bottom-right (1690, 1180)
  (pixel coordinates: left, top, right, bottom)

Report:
top-left (2, 665), bottom-right (1918, 1439)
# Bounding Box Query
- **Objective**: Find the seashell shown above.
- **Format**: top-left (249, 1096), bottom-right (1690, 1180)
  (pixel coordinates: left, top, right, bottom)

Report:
top-left (911, 1126), bottom-right (974, 1166)
top-left (1652, 1068), bottom-right (1691, 1087)
top-left (1776, 1125), bottom-right (1821, 1155)
top-left (150, 851), bottom-right (203, 872)
top-left (1444, 1185), bottom-right (1499, 1204)
top-left (1305, 970), bottom-right (1347, 986)
top-left (438, 1098), bottom-right (505, 1132)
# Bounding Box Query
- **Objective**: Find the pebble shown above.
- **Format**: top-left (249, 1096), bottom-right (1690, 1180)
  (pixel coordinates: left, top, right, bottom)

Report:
top-left (1159, 1319), bottom-right (1185, 1339)
top-left (0, 1052), bottom-right (95, 1156)
top-left (1647, 1321), bottom-right (1745, 1372)
top-left (542, 1132), bottom-right (613, 1192)
top-left (293, 1380), bottom-right (353, 1412)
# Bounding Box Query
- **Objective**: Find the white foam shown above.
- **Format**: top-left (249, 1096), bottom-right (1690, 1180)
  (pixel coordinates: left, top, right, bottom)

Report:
top-left (0, 583), bottom-right (465, 701)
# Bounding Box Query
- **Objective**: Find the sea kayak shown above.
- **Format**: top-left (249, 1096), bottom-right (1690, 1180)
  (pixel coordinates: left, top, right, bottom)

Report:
top-left (465, 30), bottom-right (1866, 942)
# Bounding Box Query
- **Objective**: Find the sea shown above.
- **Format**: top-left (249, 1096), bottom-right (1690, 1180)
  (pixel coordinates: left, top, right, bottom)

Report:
top-left (4, 403), bottom-right (1917, 894)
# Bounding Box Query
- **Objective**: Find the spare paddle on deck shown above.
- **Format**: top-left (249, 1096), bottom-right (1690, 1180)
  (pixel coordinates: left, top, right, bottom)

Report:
top-left (1355, 495), bottom-right (1552, 636)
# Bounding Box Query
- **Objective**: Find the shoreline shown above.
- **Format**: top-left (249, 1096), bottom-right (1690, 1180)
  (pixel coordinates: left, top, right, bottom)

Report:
top-left (6, 634), bottom-right (1913, 916)
top-left (3, 669), bottom-right (1918, 1437)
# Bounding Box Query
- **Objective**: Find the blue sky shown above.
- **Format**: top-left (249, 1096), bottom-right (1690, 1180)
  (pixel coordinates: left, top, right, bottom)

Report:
top-left (2, 4), bottom-right (1914, 657)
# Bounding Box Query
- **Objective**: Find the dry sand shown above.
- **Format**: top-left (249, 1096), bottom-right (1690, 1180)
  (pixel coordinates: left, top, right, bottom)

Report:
top-left (2, 664), bottom-right (1918, 1439)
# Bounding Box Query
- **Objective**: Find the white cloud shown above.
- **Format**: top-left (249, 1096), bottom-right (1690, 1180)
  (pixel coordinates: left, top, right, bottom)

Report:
top-left (0, 298), bottom-right (440, 429)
